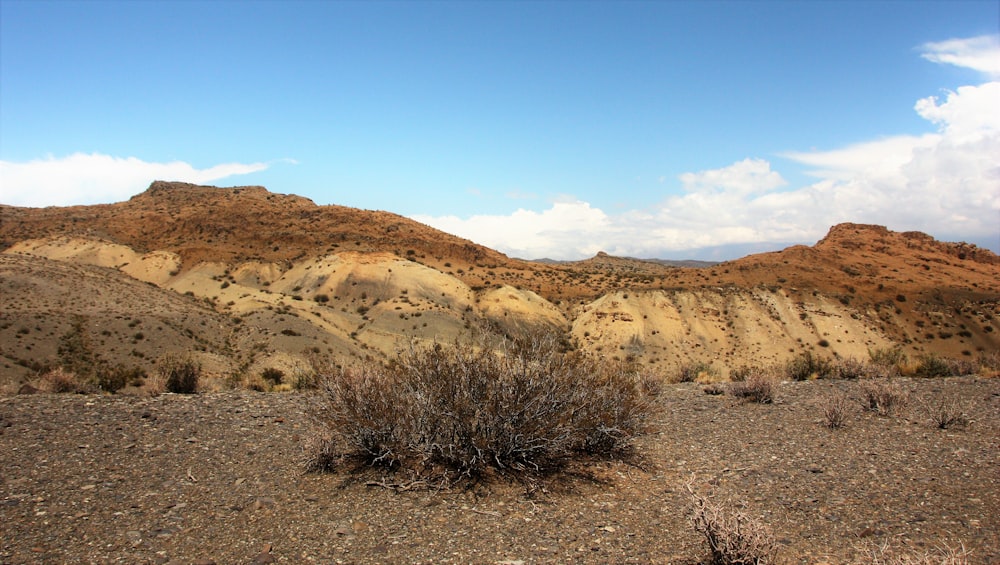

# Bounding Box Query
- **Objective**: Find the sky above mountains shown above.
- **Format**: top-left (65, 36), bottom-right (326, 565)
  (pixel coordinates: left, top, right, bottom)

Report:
top-left (1, 1), bottom-right (997, 260)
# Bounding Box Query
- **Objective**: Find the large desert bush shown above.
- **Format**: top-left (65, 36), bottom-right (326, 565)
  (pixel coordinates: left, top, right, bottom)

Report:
top-left (305, 329), bottom-right (661, 482)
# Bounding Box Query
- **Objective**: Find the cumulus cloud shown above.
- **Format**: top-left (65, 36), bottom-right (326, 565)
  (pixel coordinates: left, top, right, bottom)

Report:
top-left (414, 200), bottom-right (615, 259)
top-left (0, 153), bottom-right (270, 207)
top-left (679, 158), bottom-right (786, 194)
top-left (414, 35), bottom-right (1000, 260)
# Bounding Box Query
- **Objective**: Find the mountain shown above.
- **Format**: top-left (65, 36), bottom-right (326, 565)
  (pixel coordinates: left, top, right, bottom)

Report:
top-left (1, 182), bottom-right (997, 389)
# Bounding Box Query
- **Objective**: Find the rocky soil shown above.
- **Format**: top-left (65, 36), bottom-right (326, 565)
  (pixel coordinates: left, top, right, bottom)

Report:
top-left (2, 376), bottom-right (998, 564)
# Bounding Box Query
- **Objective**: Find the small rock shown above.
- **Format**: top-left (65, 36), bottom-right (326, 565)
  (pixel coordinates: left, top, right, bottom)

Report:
top-left (249, 552), bottom-right (276, 564)
top-left (352, 521), bottom-right (368, 533)
top-left (252, 497), bottom-right (276, 511)
top-left (17, 384), bottom-right (38, 395)
top-left (805, 465), bottom-right (823, 474)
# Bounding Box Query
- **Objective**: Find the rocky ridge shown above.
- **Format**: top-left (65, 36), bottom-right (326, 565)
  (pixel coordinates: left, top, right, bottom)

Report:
top-left (1, 182), bottom-right (997, 387)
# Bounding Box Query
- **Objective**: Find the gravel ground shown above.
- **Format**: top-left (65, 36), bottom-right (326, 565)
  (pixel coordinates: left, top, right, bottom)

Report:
top-left (1, 376), bottom-right (998, 564)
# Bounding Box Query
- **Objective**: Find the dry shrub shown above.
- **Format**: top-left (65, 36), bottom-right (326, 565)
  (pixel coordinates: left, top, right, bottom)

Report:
top-left (157, 355), bottom-right (201, 394)
top-left (95, 364), bottom-right (144, 394)
top-left (942, 357), bottom-right (977, 377)
top-left (977, 351), bottom-right (1000, 377)
top-left (673, 361), bottom-right (717, 384)
top-left (914, 354), bottom-right (952, 378)
top-left (833, 357), bottom-right (898, 380)
top-left (784, 351), bottom-right (833, 381)
top-left (859, 378), bottom-right (909, 416)
top-left (869, 346), bottom-right (908, 372)
top-left (687, 481), bottom-right (779, 565)
top-left (861, 539), bottom-right (970, 565)
top-left (38, 367), bottom-right (88, 393)
top-left (821, 391), bottom-right (852, 429)
top-left (306, 330), bottom-right (661, 482)
top-left (728, 369), bottom-right (775, 404)
top-left (924, 399), bottom-right (970, 430)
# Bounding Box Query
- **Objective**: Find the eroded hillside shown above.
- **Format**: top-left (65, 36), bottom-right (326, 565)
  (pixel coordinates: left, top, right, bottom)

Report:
top-left (1, 182), bottom-right (997, 387)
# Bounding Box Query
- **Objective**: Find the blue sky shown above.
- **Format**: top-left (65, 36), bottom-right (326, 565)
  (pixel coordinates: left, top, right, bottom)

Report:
top-left (1, 1), bottom-right (998, 260)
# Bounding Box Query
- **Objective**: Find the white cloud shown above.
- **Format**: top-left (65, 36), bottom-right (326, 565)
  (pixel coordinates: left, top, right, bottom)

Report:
top-left (920, 35), bottom-right (1000, 78)
top-left (414, 35), bottom-right (1000, 259)
top-left (0, 153), bottom-right (270, 207)
top-left (679, 158), bottom-right (786, 194)
top-left (914, 82), bottom-right (1000, 142)
top-left (413, 200), bottom-right (614, 259)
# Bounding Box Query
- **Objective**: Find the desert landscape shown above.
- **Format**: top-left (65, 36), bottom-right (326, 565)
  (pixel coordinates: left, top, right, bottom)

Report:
top-left (1, 181), bottom-right (999, 564)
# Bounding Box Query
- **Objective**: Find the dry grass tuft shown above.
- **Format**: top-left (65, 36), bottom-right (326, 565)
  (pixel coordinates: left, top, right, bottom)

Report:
top-left (859, 378), bottom-right (909, 416)
top-left (923, 399), bottom-right (970, 430)
top-left (861, 539), bottom-right (970, 565)
top-left (821, 391), bottom-right (852, 429)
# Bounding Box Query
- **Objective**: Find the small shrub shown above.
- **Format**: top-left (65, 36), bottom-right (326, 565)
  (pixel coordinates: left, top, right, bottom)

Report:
top-left (687, 481), bottom-right (779, 565)
top-left (728, 365), bottom-right (753, 382)
top-left (869, 346), bottom-right (908, 371)
top-left (978, 351), bottom-right (1000, 377)
top-left (728, 369), bottom-right (775, 404)
top-left (674, 361), bottom-right (717, 383)
top-left (859, 378), bottom-right (908, 416)
top-left (943, 357), bottom-right (977, 377)
top-left (39, 367), bottom-right (86, 393)
top-left (785, 351), bottom-right (833, 381)
top-left (261, 367), bottom-right (285, 386)
top-left (821, 391), bottom-right (851, 429)
top-left (832, 357), bottom-right (867, 380)
top-left (158, 356), bottom-right (200, 394)
top-left (924, 399), bottom-right (970, 430)
top-left (832, 357), bottom-right (898, 380)
top-left (292, 369), bottom-right (319, 390)
top-left (914, 354), bottom-right (952, 378)
top-left (96, 364), bottom-right (144, 393)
